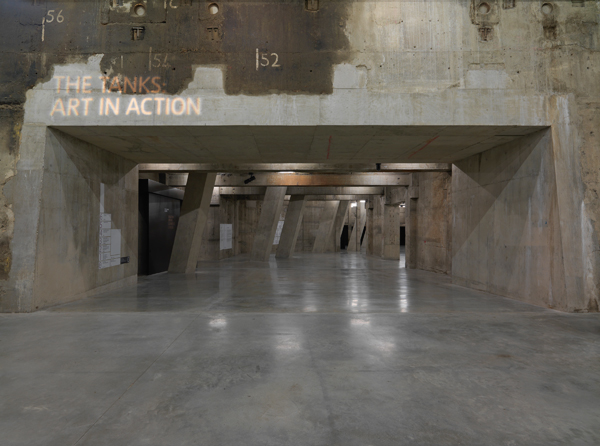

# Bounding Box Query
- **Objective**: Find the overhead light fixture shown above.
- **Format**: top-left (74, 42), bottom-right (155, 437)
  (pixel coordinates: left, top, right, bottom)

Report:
top-left (360, 200), bottom-right (366, 203)
top-left (244, 173), bottom-right (256, 184)
top-left (351, 202), bottom-right (357, 208)
top-left (399, 202), bottom-right (406, 208)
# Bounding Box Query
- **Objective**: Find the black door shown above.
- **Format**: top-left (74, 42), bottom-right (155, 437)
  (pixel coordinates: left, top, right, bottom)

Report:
top-left (340, 224), bottom-right (349, 250)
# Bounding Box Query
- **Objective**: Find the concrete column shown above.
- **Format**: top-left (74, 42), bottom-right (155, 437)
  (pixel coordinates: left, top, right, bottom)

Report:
top-left (276, 195), bottom-right (307, 259)
top-left (372, 196), bottom-right (384, 258)
top-left (366, 198), bottom-right (374, 256)
top-left (328, 200), bottom-right (350, 252)
top-left (405, 198), bottom-right (418, 269)
top-left (405, 174), bottom-right (419, 269)
top-left (382, 204), bottom-right (401, 260)
top-left (251, 187), bottom-right (287, 261)
top-left (348, 204), bottom-right (366, 252)
top-left (168, 173), bottom-right (217, 274)
top-left (312, 201), bottom-right (340, 253)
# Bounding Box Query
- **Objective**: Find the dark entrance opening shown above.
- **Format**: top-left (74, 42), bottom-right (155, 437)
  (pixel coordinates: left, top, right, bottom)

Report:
top-left (340, 224), bottom-right (349, 250)
top-left (138, 179), bottom-right (183, 275)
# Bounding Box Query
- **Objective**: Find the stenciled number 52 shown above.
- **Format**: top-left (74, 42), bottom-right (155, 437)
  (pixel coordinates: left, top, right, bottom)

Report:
top-left (256, 49), bottom-right (280, 70)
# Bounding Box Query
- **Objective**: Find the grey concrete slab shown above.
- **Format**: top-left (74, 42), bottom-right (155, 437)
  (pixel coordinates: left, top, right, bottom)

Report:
top-left (54, 126), bottom-right (546, 165)
top-left (1, 253), bottom-right (600, 445)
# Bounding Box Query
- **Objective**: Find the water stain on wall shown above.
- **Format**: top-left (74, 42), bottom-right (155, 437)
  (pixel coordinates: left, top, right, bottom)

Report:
top-left (1, 0), bottom-right (351, 102)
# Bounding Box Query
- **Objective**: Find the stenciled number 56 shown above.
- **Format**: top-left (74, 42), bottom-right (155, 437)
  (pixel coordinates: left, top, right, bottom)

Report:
top-left (45, 10), bottom-right (64, 23)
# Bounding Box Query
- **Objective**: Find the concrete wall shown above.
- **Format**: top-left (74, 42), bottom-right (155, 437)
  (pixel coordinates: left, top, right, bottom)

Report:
top-left (198, 194), bottom-right (288, 260)
top-left (198, 198), bottom-right (235, 262)
top-left (234, 199), bottom-right (261, 255)
top-left (297, 201), bottom-right (326, 252)
top-left (1, 129), bottom-right (137, 311)
top-left (366, 196), bottom-right (385, 258)
top-left (452, 130), bottom-right (573, 311)
top-left (0, 107), bottom-right (21, 285)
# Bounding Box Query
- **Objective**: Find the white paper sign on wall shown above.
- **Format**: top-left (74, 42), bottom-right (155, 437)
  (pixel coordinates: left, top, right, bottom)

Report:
top-left (273, 220), bottom-right (284, 245)
top-left (220, 224), bottom-right (232, 250)
top-left (98, 183), bottom-right (123, 269)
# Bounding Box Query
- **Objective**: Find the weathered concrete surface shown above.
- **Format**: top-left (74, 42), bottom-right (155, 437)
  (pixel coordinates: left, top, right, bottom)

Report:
top-left (0, 107), bottom-right (21, 286)
top-left (312, 201), bottom-right (340, 253)
top-left (1, 129), bottom-right (138, 312)
top-left (168, 173), bottom-right (216, 274)
top-left (276, 195), bottom-right (307, 259)
top-left (415, 172), bottom-right (452, 275)
top-left (452, 130), bottom-right (577, 311)
top-left (251, 187), bottom-right (287, 262)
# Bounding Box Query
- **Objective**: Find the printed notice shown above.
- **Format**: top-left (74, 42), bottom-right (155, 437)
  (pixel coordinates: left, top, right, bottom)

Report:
top-left (220, 224), bottom-right (232, 250)
top-left (98, 183), bottom-right (124, 270)
top-left (273, 220), bottom-right (284, 245)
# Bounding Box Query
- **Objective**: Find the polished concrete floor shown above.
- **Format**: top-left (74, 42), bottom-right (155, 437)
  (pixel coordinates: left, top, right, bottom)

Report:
top-left (2, 252), bottom-right (600, 445)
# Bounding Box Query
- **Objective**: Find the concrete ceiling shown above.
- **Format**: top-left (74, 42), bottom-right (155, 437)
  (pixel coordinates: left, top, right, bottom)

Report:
top-left (55, 125), bottom-right (546, 164)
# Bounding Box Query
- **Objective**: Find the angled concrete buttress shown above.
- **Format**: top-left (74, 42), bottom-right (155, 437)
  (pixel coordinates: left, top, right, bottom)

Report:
top-left (276, 195), bottom-right (307, 259)
top-left (168, 173), bottom-right (217, 274)
top-left (312, 201), bottom-right (340, 253)
top-left (251, 187), bottom-right (288, 261)
top-left (348, 204), bottom-right (366, 252)
top-left (328, 200), bottom-right (350, 252)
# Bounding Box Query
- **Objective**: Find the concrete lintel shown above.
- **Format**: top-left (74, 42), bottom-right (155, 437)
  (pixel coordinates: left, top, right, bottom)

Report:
top-left (139, 163), bottom-right (452, 173)
top-left (305, 195), bottom-right (371, 201)
top-left (166, 172), bottom-right (410, 187)
top-left (215, 187), bottom-right (384, 196)
top-left (168, 173), bottom-right (217, 274)
top-left (385, 186), bottom-right (408, 205)
top-left (276, 195), bottom-right (307, 259)
top-left (251, 187), bottom-right (287, 261)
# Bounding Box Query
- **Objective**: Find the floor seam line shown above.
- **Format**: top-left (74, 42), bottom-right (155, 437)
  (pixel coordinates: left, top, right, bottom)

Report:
top-left (72, 314), bottom-right (201, 445)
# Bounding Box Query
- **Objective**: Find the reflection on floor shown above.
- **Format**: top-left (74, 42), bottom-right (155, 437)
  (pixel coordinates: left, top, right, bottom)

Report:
top-left (2, 252), bottom-right (600, 445)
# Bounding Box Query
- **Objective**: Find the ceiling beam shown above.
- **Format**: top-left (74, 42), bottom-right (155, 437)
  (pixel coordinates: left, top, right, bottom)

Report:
top-left (138, 163), bottom-right (451, 173)
top-left (215, 187), bottom-right (384, 196)
top-left (167, 173), bottom-right (410, 187)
